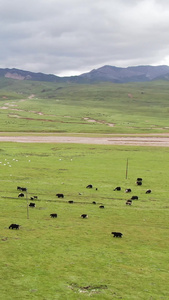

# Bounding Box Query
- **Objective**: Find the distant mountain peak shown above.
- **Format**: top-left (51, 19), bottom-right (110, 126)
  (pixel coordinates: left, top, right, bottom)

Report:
top-left (0, 65), bottom-right (169, 83)
top-left (79, 64), bottom-right (169, 83)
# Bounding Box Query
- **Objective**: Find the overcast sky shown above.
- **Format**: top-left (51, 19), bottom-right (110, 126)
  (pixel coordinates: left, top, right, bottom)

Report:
top-left (1, 0), bottom-right (169, 76)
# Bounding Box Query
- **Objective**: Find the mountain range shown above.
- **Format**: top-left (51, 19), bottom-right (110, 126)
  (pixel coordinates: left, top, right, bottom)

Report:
top-left (1, 65), bottom-right (169, 83)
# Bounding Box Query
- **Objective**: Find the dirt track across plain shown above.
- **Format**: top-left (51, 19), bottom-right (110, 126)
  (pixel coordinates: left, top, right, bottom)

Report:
top-left (0, 135), bottom-right (169, 146)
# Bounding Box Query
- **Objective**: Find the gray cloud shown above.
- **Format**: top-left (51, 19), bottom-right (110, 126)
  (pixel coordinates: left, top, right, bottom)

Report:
top-left (0, 0), bottom-right (169, 76)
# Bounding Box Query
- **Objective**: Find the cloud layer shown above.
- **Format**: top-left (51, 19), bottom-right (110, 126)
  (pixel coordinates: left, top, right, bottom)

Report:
top-left (1, 0), bottom-right (169, 75)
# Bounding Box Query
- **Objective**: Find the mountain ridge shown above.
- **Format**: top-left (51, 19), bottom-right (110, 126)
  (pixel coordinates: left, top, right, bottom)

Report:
top-left (1, 65), bottom-right (169, 83)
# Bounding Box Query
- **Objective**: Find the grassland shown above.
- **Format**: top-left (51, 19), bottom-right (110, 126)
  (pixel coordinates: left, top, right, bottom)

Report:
top-left (0, 78), bottom-right (169, 299)
top-left (1, 142), bottom-right (169, 299)
top-left (0, 78), bottom-right (169, 134)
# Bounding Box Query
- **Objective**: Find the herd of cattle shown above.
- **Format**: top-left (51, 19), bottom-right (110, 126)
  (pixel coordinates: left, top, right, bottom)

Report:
top-left (9, 178), bottom-right (152, 239)
top-left (113, 178), bottom-right (151, 206)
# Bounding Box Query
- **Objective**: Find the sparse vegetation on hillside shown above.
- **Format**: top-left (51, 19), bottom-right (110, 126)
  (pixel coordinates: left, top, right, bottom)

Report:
top-left (0, 78), bottom-right (169, 134)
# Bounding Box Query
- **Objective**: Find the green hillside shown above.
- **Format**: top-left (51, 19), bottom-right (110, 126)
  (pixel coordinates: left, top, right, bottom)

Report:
top-left (0, 78), bottom-right (169, 134)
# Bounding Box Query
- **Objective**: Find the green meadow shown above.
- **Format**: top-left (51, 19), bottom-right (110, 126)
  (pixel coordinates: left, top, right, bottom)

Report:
top-left (0, 78), bottom-right (169, 299)
top-left (0, 78), bottom-right (169, 134)
top-left (1, 142), bottom-right (169, 299)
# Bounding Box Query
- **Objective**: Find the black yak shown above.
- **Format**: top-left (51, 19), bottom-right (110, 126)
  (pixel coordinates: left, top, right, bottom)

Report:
top-left (81, 214), bottom-right (88, 219)
top-left (50, 213), bottom-right (57, 218)
top-left (111, 232), bottom-right (123, 238)
top-left (9, 224), bottom-right (20, 230)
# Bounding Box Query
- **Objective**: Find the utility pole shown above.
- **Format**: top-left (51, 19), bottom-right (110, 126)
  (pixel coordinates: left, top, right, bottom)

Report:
top-left (126, 158), bottom-right (129, 179)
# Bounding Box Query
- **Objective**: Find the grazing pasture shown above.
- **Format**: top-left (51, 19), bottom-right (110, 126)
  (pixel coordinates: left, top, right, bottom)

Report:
top-left (0, 142), bottom-right (169, 299)
top-left (0, 79), bottom-right (169, 134)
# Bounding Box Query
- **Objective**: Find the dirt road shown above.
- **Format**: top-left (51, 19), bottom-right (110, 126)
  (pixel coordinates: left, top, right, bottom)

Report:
top-left (0, 135), bottom-right (169, 146)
